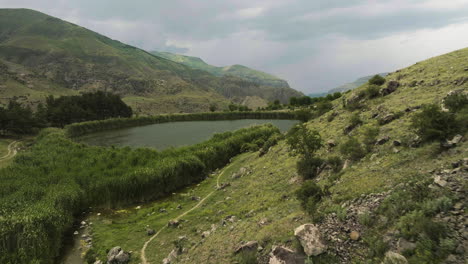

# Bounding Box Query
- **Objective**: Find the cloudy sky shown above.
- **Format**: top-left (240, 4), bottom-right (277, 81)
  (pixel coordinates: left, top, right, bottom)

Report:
top-left (2, 0), bottom-right (468, 93)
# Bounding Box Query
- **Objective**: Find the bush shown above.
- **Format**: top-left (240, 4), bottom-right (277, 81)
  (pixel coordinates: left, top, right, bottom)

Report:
top-left (294, 109), bottom-right (313, 122)
top-left (297, 156), bottom-right (324, 179)
top-left (444, 92), bottom-right (468, 112)
top-left (411, 104), bottom-right (459, 142)
top-left (364, 85), bottom-right (381, 99)
top-left (339, 137), bottom-right (366, 161)
top-left (397, 210), bottom-right (446, 241)
top-left (349, 113), bottom-right (363, 128)
top-left (362, 125), bottom-right (380, 151)
top-left (295, 181), bottom-right (323, 215)
top-left (326, 156), bottom-right (343, 173)
top-left (315, 101), bottom-right (333, 116)
top-left (286, 124), bottom-right (323, 157)
top-left (368, 75), bottom-right (386, 86)
top-left (236, 250), bottom-right (257, 264)
top-left (421, 196), bottom-right (452, 216)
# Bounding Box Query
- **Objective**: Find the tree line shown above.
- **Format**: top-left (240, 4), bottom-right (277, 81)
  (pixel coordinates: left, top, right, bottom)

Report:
top-left (0, 91), bottom-right (132, 135)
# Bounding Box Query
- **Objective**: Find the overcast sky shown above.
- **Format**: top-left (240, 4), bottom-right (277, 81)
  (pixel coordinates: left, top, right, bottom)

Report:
top-left (2, 0), bottom-right (468, 93)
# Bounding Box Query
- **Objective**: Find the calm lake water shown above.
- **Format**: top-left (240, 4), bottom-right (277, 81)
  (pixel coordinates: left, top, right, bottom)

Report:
top-left (77, 119), bottom-right (298, 150)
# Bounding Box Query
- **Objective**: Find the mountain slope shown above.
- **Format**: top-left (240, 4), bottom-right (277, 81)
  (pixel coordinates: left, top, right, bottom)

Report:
top-left (85, 47), bottom-right (467, 263)
top-left (151, 51), bottom-right (291, 88)
top-left (328, 72), bottom-right (388, 94)
top-left (0, 9), bottom-right (302, 113)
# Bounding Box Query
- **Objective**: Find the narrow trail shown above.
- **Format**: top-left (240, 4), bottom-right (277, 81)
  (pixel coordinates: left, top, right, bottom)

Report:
top-left (0, 141), bottom-right (19, 161)
top-left (140, 161), bottom-right (236, 264)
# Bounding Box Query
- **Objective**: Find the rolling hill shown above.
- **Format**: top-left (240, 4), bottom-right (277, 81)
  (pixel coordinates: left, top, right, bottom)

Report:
top-left (328, 72), bottom-right (388, 94)
top-left (0, 9), bottom-right (302, 114)
top-left (151, 51), bottom-right (290, 88)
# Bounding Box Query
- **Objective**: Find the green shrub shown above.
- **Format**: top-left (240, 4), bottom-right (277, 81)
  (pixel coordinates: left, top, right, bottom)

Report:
top-left (286, 124), bottom-right (323, 157)
top-left (297, 156), bottom-right (324, 179)
top-left (294, 109), bottom-right (313, 122)
top-left (364, 85), bottom-right (381, 99)
top-left (421, 196), bottom-right (452, 216)
top-left (362, 125), bottom-right (380, 151)
top-left (411, 104), bottom-right (459, 142)
top-left (368, 75), bottom-right (386, 86)
top-left (296, 181), bottom-right (323, 215)
top-left (339, 137), bottom-right (366, 161)
top-left (397, 210), bottom-right (446, 241)
top-left (444, 92), bottom-right (468, 112)
top-left (326, 156), bottom-right (343, 173)
top-left (315, 101), bottom-right (333, 116)
top-left (349, 113), bottom-right (363, 128)
top-left (364, 233), bottom-right (388, 259)
top-left (358, 212), bottom-right (374, 227)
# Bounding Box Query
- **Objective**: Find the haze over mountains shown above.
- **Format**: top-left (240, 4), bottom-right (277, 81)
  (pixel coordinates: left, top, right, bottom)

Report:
top-left (0, 9), bottom-right (302, 114)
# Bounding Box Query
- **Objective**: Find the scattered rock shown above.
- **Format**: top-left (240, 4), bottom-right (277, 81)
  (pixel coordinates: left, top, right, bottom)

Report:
top-left (327, 140), bottom-right (336, 148)
top-left (396, 238), bottom-right (416, 253)
top-left (135, 206), bottom-right (141, 210)
top-left (379, 114), bottom-right (396, 125)
top-left (349, 231), bottom-right (360, 241)
top-left (434, 175), bottom-right (448, 187)
top-left (258, 218), bottom-right (269, 226)
top-left (294, 224), bottom-right (327, 256)
top-left (201, 231), bottom-right (210, 239)
top-left (159, 208), bottom-right (167, 213)
top-left (381, 251), bottom-right (408, 264)
top-left (176, 204), bottom-right (182, 210)
top-left (393, 140), bottom-right (401, 146)
top-left (376, 136), bottom-right (390, 145)
top-left (168, 220), bottom-right (180, 228)
top-left (381, 81), bottom-right (399, 96)
top-left (107, 246), bottom-right (130, 264)
top-left (441, 134), bottom-right (463, 148)
top-left (268, 246), bottom-right (305, 264)
top-left (191, 196), bottom-right (200, 201)
top-left (234, 241), bottom-right (258, 254)
top-left (146, 228), bottom-right (155, 236)
top-left (73, 231), bottom-right (79, 235)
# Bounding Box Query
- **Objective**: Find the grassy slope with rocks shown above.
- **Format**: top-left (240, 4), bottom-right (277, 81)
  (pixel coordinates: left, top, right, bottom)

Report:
top-left (328, 73), bottom-right (388, 94)
top-left (151, 51), bottom-right (291, 88)
top-left (83, 48), bottom-right (467, 264)
top-left (0, 9), bottom-right (301, 114)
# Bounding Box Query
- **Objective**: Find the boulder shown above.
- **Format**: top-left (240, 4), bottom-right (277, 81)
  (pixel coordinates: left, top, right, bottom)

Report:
top-left (379, 114), bottom-right (396, 125)
top-left (107, 246), bottom-right (130, 264)
top-left (397, 238), bottom-right (416, 253)
top-left (381, 251), bottom-right (408, 264)
top-left (269, 246), bottom-right (305, 264)
top-left (168, 220), bottom-right (180, 228)
top-left (376, 136), bottom-right (390, 145)
top-left (350, 231), bottom-right (360, 241)
top-left (434, 175), bottom-right (447, 187)
top-left (191, 196), bottom-right (200, 201)
top-left (162, 248), bottom-right (180, 264)
top-left (294, 224), bottom-right (326, 256)
top-left (234, 241), bottom-right (258, 254)
top-left (146, 228), bottom-right (155, 236)
top-left (201, 231), bottom-right (210, 238)
top-left (441, 134), bottom-right (463, 148)
top-left (327, 140), bottom-right (336, 148)
top-left (393, 140), bottom-right (401, 146)
top-left (381, 81), bottom-right (399, 96)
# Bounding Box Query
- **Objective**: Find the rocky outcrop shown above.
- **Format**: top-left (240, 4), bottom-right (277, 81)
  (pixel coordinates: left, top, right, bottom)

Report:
top-left (380, 81), bottom-right (399, 96)
top-left (381, 251), bottom-right (408, 264)
top-left (294, 224), bottom-right (326, 256)
top-left (107, 247), bottom-right (130, 264)
top-left (268, 246), bottom-right (305, 264)
top-left (234, 241), bottom-right (258, 254)
top-left (441, 134), bottom-right (463, 149)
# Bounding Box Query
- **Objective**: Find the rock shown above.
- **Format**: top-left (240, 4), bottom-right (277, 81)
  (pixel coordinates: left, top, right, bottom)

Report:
top-left (73, 231), bottom-right (79, 235)
top-left (342, 159), bottom-right (350, 170)
top-left (94, 260), bottom-right (103, 264)
top-left (445, 254), bottom-right (458, 263)
top-left (201, 231), bottom-right (210, 238)
top-left (135, 206), bottom-right (141, 210)
top-left (392, 147), bottom-right (400, 153)
top-left (217, 183), bottom-right (231, 190)
top-left (397, 238), bottom-right (416, 253)
top-left (350, 231), bottom-right (360, 241)
top-left (393, 140), bottom-right (401, 146)
top-left (258, 218), bottom-right (269, 226)
top-left (327, 140), bottom-right (336, 148)
top-left (177, 204), bottom-right (182, 209)
top-left (442, 134), bottom-right (463, 148)
top-left (168, 220), bottom-right (180, 228)
top-left (81, 221), bottom-right (87, 226)
top-left (380, 114), bottom-right (396, 125)
top-left (344, 124), bottom-right (356, 135)
top-left (234, 241), bottom-right (258, 254)
top-left (191, 196), bottom-right (200, 201)
top-left (381, 81), bottom-right (400, 96)
top-left (294, 224), bottom-right (326, 256)
top-left (434, 175), bottom-right (448, 187)
top-left (381, 251), bottom-right (408, 264)
top-left (269, 246), bottom-right (305, 264)
top-left (107, 246), bottom-right (130, 264)
top-left (146, 228), bottom-right (155, 236)
top-left (159, 208), bottom-right (167, 213)
top-left (376, 136), bottom-right (390, 145)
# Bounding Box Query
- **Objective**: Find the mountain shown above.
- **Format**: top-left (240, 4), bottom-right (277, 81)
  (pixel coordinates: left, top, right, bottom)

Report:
top-left (151, 51), bottom-right (290, 88)
top-left (328, 72), bottom-right (388, 94)
top-left (0, 9), bottom-right (302, 114)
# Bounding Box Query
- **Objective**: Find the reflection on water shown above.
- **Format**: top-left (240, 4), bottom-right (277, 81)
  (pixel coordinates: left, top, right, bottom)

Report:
top-left (77, 119), bottom-right (298, 150)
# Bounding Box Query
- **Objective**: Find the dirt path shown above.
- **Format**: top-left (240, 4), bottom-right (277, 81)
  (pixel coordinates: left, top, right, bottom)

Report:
top-left (0, 141), bottom-right (19, 161)
top-left (140, 162), bottom-right (235, 264)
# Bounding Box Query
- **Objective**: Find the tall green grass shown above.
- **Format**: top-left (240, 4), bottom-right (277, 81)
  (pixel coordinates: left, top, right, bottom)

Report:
top-left (65, 111), bottom-right (296, 137)
top-left (0, 124), bottom-right (280, 264)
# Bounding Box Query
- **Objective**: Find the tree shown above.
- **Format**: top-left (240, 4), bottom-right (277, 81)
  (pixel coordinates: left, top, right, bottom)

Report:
top-left (287, 124), bottom-right (323, 157)
top-left (209, 103), bottom-right (217, 112)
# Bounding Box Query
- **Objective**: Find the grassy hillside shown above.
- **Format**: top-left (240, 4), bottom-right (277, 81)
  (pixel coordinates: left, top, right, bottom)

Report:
top-left (80, 48), bottom-right (467, 263)
top-left (328, 72), bottom-right (388, 94)
top-left (0, 9), bottom-right (301, 114)
top-left (152, 51), bottom-right (291, 88)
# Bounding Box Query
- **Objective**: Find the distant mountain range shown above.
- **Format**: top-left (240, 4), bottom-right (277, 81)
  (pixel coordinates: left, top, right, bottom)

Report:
top-left (0, 9), bottom-right (302, 114)
top-left (151, 51), bottom-right (290, 88)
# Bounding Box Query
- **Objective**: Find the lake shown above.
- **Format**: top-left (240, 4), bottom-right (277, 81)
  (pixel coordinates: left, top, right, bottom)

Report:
top-left (77, 119), bottom-right (298, 150)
